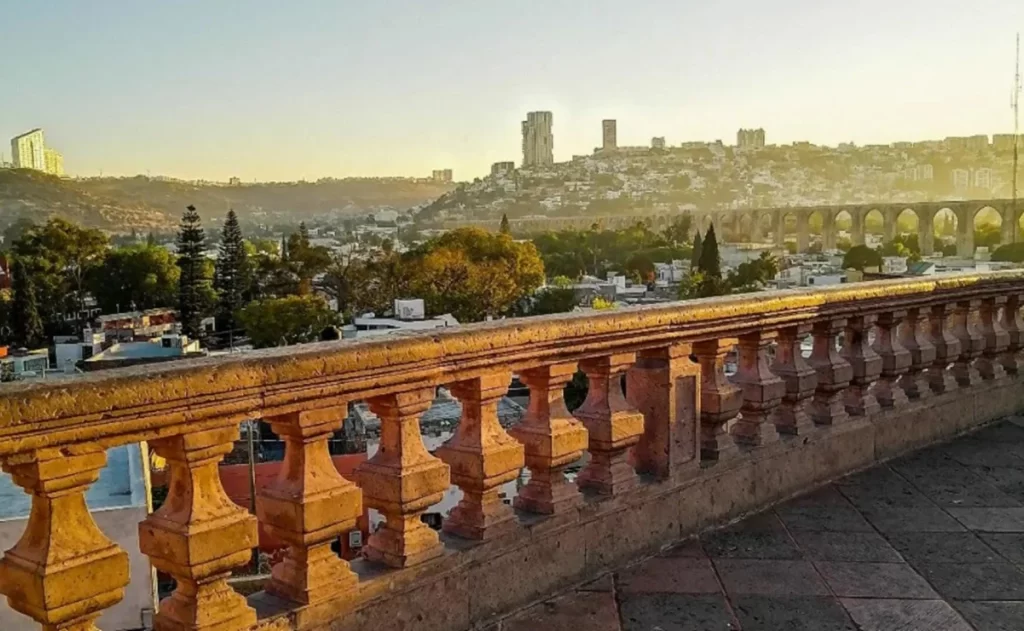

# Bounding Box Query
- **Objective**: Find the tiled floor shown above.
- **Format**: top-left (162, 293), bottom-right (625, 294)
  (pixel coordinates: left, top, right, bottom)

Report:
top-left (487, 417), bottom-right (1024, 630)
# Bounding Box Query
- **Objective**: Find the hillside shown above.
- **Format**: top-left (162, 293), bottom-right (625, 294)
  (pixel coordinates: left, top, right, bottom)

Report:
top-left (0, 169), bottom-right (176, 231)
top-left (0, 169), bottom-right (455, 233)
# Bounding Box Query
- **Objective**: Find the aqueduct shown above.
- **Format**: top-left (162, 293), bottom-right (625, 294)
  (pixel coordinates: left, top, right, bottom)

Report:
top-left (465, 198), bottom-right (1024, 257)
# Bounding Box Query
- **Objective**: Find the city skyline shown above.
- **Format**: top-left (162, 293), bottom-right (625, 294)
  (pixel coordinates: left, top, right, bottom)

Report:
top-left (4, 1), bottom-right (1024, 181)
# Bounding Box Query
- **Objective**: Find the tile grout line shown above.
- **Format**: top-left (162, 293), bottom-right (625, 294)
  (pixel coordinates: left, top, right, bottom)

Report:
top-left (703, 538), bottom-right (746, 631)
top-left (770, 501), bottom-right (862, 629)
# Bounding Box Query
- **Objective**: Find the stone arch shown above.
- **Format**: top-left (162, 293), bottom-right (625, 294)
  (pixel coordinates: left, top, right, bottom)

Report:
top-left (781, 212), bottom-right (799, 252)
top-left (737, 212), bottom-right (754, 242)
top-left (863, 209), bottom-right (885, 246)
top-left (756, 212), bottom-right (774, 245)
top-left (933, 208), bottom-right (959, 256)
top-left (807, 209), bottom-right (825, 251)
top-left (834, 209), bottom-right (854, 250)
top-left (895, 208), bottom-right (920, 235)
top-left (973, 205), bottom-right (1003, 252)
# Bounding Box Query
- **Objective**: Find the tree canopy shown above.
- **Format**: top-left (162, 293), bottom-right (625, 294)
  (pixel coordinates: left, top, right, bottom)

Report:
top-left (842, 245), bottom-right (884, 271)
top-left (237, 295), bottom-right (339, 348)
top-left (89, 244), bottom-right (179, 313)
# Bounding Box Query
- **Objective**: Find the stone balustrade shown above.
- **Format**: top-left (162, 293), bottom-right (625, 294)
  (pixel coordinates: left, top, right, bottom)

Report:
top-left (3, 271), bottom-right (1024, 631)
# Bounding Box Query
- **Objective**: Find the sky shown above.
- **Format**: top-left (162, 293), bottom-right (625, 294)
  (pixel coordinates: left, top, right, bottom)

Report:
top-left (3, 1), bottom-right (1023, 182)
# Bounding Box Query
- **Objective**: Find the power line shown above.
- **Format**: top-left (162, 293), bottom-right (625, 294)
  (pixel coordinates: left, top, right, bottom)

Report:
top-left (1013, 33), bottom-right (1021, 221)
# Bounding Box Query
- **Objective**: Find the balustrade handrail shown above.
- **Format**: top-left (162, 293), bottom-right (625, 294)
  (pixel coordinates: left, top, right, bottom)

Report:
top-left (0, 270), bottom-right (1021, 458)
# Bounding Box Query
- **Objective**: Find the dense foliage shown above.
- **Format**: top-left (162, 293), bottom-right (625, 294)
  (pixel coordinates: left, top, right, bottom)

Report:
top-left (237, 295), bottom-right (339, 349)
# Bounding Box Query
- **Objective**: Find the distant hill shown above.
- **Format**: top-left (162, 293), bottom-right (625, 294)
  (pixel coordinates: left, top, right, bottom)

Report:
top-left (0, 170), bottom-right (455, 233)
top-left (0, 169), bottom-right (176, 231)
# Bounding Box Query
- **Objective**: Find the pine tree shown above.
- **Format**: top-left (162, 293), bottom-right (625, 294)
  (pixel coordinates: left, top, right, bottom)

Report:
top-left (176, 205), bottom-right (209, 339)
top-left (698, 223), bottom-right (722, 279)
top-left (499, 213), bottom-right (511, 235)
top-left (11, 258), bottom-right (44, 349)
top-left (146, 231), bottom-right (156, 247)
top-left (690, 230), bottom-right (703, 268)
top-left (214, 209), bottom-right (248, 334)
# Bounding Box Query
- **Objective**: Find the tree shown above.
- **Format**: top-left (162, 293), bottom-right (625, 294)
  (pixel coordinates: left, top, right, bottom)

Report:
top-left (842, 245), bottom-right (883, 271)
top-left (690, 230), bottom-right (703, 269)
top-left (662, 213), bottom-right (693, 246)
top-left (237, 295), bottom-right (339, 349)
top-left (499, 213), bottom-right (511, 235)
top-left (993, 243), bottom-right (1024, 262)
top-left (407, 228), bottom-right (545, 322)
top-left (12, 218), bottom-right (108, 331)
top-left (89, 245), bottom-right (179, 313)
top-left (697, 224), bottom-right (722, 279)
top-left (285, 222), bottom-right (331, 295)
top-left (176, 205), bottom-right (211, 339)
top-left (214, 210), bottom-right (249, 333)
top-left (10, 258), bottom-right (44, 348)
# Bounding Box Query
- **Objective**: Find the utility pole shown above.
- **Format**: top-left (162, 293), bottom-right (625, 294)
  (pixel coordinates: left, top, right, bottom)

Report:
top-left (1013, 33), bottom-right (1021, 223)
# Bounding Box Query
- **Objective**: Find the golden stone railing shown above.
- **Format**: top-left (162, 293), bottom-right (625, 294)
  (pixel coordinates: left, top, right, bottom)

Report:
top-left (2, 271), bottom-right (1024, 631)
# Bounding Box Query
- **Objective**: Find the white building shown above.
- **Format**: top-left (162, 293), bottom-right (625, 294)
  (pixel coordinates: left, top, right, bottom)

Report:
top-left (342, 299), bottom-right (458, 339)
top-left (601, 119), bottom-right (617, 151)
top-left (952, 168), bottom-right (970, 191)
top-left (973, 168), bottom-right (992, 189)
top-left (11, 128), bottom-right (46, 171)
top-left (522, 111), bottom-right (554, 168)
top-left (651, 137), bottom-right (666, 150)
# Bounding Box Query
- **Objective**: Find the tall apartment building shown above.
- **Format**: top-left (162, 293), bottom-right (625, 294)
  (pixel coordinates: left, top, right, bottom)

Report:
top-left (521, 111), bottom-right (554, 168)
top-left (952, 168), bottom-right (970, 191)
top-left (44, 148), bottom-right (64, 177)
top-left (973, 168), bottom-right (992, 189)
top-left (651, 137), bottom-right (666, 150)
top-left (736, 128), bottom-right (766, 150)
top-left (431, 169), bottom-right (453, 183)
top-left (601, 119), bottom-right (617, 151)
top-left (11, 128), bottom-right (46, 171)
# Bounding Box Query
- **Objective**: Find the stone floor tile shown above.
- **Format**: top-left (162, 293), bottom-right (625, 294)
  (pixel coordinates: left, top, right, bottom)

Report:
top-left (816, 562), bottom-right (937, 599)
top-left (978, 533), bottom-right (1024, 564)
top-left (859, 506), bottom-right (966, 533)
top-left (941, 440), bottom-right (1024, 468)
top-left (617, 557), bottom-right (720, 594)
top-left (714, 559), bottom-right (828, 596)
top-left (841, 599), bottom-right (973, 631)
top-left (701, 512), bottom-right (803, 560)
top-left (775, 505), bottom-right (874, 532)
top-left (659, 536), bottom-right (705, 558)
top-left (908, 478), bottom-right (1022, 508)
top-left (791, 530), bottom-right (902, 562)
top-left (915, 562), bottom-right (1024, 600)
top-left (947, 507), bottom-right (1024, 532)
top-left (732, 595), bottom-right (856, 630)
top-left (953, 600), bottom-right (1024, 631)
top-left (619, 593), bottom-right (734, 631)
top-left (834, 470), bottom-right (934, 509)
top-left (970, 423), bottom-right (1024, 443)
top-left (501, 590), bottom-right (620, 631)
top-left (885, 532), bottom-right (1003, 564)
top-left (971, 466), bottom-right (1024, 501)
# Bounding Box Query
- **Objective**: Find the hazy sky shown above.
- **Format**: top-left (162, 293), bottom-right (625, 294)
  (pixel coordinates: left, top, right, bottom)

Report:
top-left (3, 1), bottom-right (1023, 181)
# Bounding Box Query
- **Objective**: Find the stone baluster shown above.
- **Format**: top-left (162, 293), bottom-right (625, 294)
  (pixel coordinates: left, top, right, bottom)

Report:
top-left (693, 339), bottom-right (742, 461)
top-left (0, 448), bottom-right (130, 631)
top-left (730, 331), bottom-right (784, 446)
top-left (808, 319), bottom-right (852, 425)
top-left (436, 373), bottom-right (525, 540)
top-left (574, 354), bottom-right (645, 495)
top-left (999, 293), bottom-right (1024, 375)
top-left (509, 363), bottom-right (588, 514)
top-left (977, 296), bottom-right (1009, 381)
top-left (898, 307), bottom-right (935, 400)
top-left (626, 344), bottom-right (701, 480)
top-left (839, 315), bottom-right (880, 416)
top-left (951, 300), bottom-right (983, 388)
top-left (928, 303), bottom-right (961, 394)
top-left (256, 408), bottom-right (362, 607)
top-left (356, 389), bottom-right (450, 567)
top-left (872, 310), bottom-right (911, 408)
top-left (139, 427), bottom-right (258, 631)
top-left (770, 324), bottom-right (817, 435)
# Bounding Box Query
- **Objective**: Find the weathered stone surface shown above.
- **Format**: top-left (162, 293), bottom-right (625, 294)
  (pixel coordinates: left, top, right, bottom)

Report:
top-left (574, 354), bottom-right (644, 496)
top-left (872, 310), bottom-right (911, 408)
top-left (842, 314), bottom-right (882, 416)
top-left (626, 344), bottom-right (700, 480)
top-left (771, 324), bottom-right (817, 436)
top-left (436, 373), bottom-right (524, 540)
top-left (509, 363), bottom-right (587, 515)
top-left (139, 427), bottom-right (258, 631)
top-left (0, 448), bottom-right (130, 631)
top-left (694, 338), bottom-right (742, 460)
top-left (809, 319), bottom-right (852, 425)
top-left (257, 407), bottom-right (361, 606)
top-left (730, 331), bottom-right (784, 447)
top-left (356, 389), bottom-right (449, 568)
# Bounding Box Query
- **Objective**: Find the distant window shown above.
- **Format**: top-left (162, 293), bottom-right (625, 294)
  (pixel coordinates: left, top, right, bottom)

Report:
top-left (808, 278), bottom-right (815, 284)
